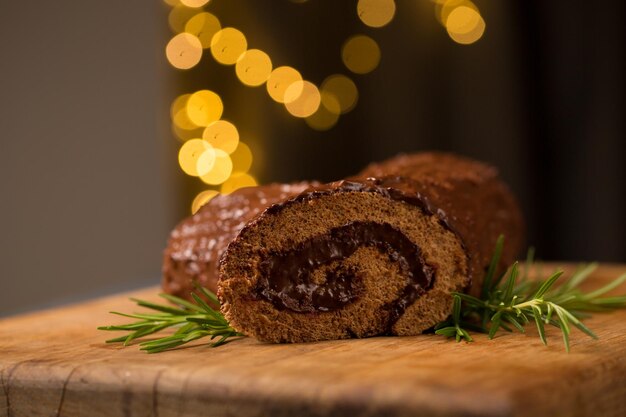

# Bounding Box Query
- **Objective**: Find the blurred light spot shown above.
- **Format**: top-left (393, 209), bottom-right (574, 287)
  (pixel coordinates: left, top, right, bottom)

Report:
top-left (210, 28), bottom-right (247, 65)
top-left (166, 33), bottom-right (203, 70)
top-left (341, 35), bottom-right (381, 74)
top-left (186, 90), bottom-right (223, 127)
top-left (436, 0), bottom-right (477, 25)
top-left (357, 0), bottom-right (396, 28)
top-left (202, 120), bottom-right (239, 154)
top-left (196, 146), bottom-right (217, 176)
top-left (180, 0), bottom-right (209, 7)
top-left (168, 5), bottom-right (198, 33)
top-left (305, 92), bottom-right (340, 131)
top-left (178, 139), bottom-right (211, 176)
top-left (230, 142), bottom-right (253, 173)
top-left (172, 124), bottom-right (203, 142)
top-left (185, 12), bottom-right (221, 48)
top-left (171, 94), bottom-right (197, 130)
top-left (320, 74), bottom-right (358, 114)
top-left (163, 0), bottom-right (181, 7)
top-left (191, 190), bottom-right (219, 214)
top-left (446, 6), bottom-right (485, 44)
top-left (235, 49), bottom-right (273, 87)
top-left (284, 81), bottom-right (321, 118)
top-left (221, 173), bottom-right (258, 194)
top-left (200, 149), bottom-right (233, 184)
top-left (266, 67), bottom-right (303, 103)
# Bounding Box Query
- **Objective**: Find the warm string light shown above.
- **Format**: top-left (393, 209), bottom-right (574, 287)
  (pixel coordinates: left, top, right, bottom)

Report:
top-left (164, 0), bottom-right (401, 212)
top-left (433, 0), bottom-right (486, 45)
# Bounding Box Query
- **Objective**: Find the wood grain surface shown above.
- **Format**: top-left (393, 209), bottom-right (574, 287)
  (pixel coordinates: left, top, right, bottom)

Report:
top-left (1, 264), bottom-right (625, 417)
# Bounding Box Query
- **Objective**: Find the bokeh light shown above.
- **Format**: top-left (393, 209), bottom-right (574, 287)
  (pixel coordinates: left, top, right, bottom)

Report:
top-left (171, 94), bottom-right (198, 130)
top-left (178, 139), bottom-right (212, 176)
top-left (184, 12), bottom-right (221, 48)
top-left (357, 0), bottom-right (396, 28)
top-left (221, 173), bottom-right (258, 194)
top-left (200, 149), bottom-right (233, 184)
top-left (446, 6), bottom-right (485, 44)
top-left (191, 190), bottom-right (219, 214)
top-left (186, 90), bottom-right (223, 127)
top-left (320, 74), bottom-right (358, 114)
top-left (168, 5), bottom-right (199, 33)
top-left (284, 81), bottom-right (321, 118)
top-left (341, 35), bottom-right (381, 74)
top-left (202, 120), bottom-right (239, 154)
top-left (210, 28), bottom-right (247, 65)
top-left (235, 49), bottom-right (273, 87)
top-left (180, 0), bottom-right (210, 8)
top-left (230, 142), bottom-right (253, 174)
top-left (436, 0), bottom-right (478, 25)
top-left (196, 146), bottom-right (217, 176)
top-left (166, 33), bottom-right (203, 70)
top-left (305, 92), bottom-right (341, 131)
top-left (266, 66), bottom-right (303, 103)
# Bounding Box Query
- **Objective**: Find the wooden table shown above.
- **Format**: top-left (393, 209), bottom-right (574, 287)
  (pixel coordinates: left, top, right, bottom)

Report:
top-left (1, 264), bottom-right (625, 417)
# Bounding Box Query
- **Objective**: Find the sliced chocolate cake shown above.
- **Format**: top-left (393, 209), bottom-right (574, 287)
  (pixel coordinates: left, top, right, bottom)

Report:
top-left (218, 153), bottom-right (523, 343)
top-left (162, 182), bottom-right (313, 299)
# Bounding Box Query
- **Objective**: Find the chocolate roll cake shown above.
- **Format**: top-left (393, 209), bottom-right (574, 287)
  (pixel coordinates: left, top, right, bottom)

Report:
top-left (218, 152), bottom-right (523, 343)
top-left (162, 182), bottom-right (313, 299)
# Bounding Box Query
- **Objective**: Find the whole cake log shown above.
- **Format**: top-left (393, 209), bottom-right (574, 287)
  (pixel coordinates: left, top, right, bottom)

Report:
top-left (162, 182), bottom-right (313, 299)
top-left (218, 152), bottom-right (523, 343)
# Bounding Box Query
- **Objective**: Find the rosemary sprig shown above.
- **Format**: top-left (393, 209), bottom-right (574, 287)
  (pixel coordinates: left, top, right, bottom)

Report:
top-left (435, 235), bottom-right (626, 351)
top-left (98, 287), bottom-right (243, 353)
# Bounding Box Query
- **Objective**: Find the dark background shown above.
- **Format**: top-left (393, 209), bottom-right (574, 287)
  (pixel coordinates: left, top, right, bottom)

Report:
top-left (1, 1), bottom-right (623, 316)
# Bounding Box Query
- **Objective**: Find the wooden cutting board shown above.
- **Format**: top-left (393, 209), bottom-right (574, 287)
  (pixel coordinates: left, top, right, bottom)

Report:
top-left (1, 264), bottom-right (625, 417)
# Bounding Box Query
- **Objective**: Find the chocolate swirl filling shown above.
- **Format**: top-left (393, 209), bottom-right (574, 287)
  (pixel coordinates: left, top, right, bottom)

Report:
top-left (254, 221), bottom-right (435, 327)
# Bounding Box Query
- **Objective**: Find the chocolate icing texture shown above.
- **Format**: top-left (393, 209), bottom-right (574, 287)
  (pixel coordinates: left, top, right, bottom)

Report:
top-left (162, 182), bottom-right (314, 299)
top-left (254, 221), bottom-right (434, 328)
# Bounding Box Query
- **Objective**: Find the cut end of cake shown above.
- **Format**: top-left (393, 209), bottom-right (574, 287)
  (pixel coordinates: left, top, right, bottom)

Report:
top-left (218, 181), bottom-right (470, 343)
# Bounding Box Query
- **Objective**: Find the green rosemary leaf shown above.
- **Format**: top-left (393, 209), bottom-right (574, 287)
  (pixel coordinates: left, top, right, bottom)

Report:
top-left (531, 305), bottom-right (547, 346)
top-left (488, 311), bottom-right (504, 339)
top-left (100, 288), bottom-right (240, 353)
top-left (579, 273), bottom-right (626, 300)
top-left (503, 262), bottom-right (519, 305)
top-left (158, 293), bottom-right (206, 313)
top-left (482, 235), bottom-right (505, 298)
top-left (129, 298), bottom-right (189, 315)
top-left (533, 271), bottom-right (564, 299)
top-left (502, 313), bottom-right (525, 333)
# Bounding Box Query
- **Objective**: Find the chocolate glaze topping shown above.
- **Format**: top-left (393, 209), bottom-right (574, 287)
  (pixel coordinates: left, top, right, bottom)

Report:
top-left (254, 221), bottom-right (434, 325)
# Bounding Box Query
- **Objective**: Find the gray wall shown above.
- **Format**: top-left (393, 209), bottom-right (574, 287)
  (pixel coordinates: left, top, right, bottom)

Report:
top-left (0, 2), bottom-right (181, 316)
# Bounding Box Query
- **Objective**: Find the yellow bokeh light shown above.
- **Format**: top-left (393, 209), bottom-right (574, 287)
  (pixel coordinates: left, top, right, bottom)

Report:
top-left (202, 120), bottom-right (239, 154)
top-left (184, 12), bottom-right (221, 49)
top-left (446, 6), bottom-right (485, 44)
top-left (320, 74), bottom-right (358, 114)
top-left (168, 5), bottom-right (199, 33)
top-left (341, 35), bottom-right (381, 74)
top-left (210, 28), bottom-right (247, 65)
top-left (235, 49), bottom-right (273, 87)
top-left (230, 142), bottom-right (253, 174)
top-left (196, 146), bottom-right (217, 176)
top-left (436, 0), bottom-right (478, 25)
top-left (221, 173), bottom-right (258, 194)
top-left (284, 81), bottom-right (321, 118)
top-left (200, 149), bottom-right (233, 185)
top-left (172, 124), bottom-right (203, 142)
top-left (186, 90), bottom-right (223, 127)
top-left (180, 0), bottom-right (209, 8)
top-left (305, 92), bottom-right (340, 131)
top-left (171, 94), bottom-right (198, 130)
top-left (266, 66), bottom-right (303, 103)
top-left (166, 33), bottom-right (203, 70)
top-left (357, 0), bottom-right (396, 28)
top-left (163, 0), bottom-right (181, 7)
top-left (191, 190), bottom-right (219, 214)
top-left (178, 139), bottom-right (211, 176)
